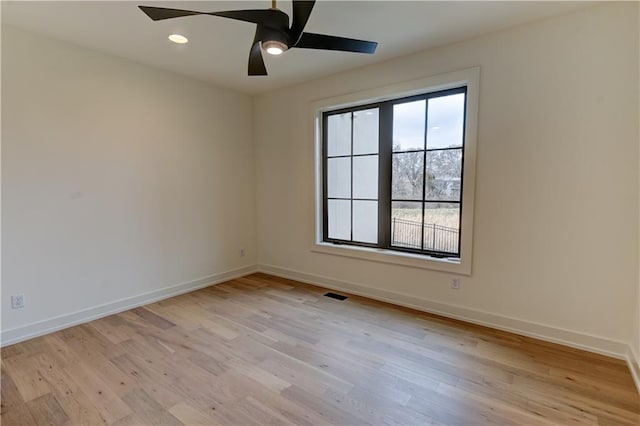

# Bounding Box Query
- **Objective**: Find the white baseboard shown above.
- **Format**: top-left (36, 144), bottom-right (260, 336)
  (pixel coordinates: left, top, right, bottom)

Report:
top-left (627, 345), bottom-right (640, 393)
top-left (1, 264), bottom-right (259, 347)
top-left (258, 264), bottom-right (629, 360)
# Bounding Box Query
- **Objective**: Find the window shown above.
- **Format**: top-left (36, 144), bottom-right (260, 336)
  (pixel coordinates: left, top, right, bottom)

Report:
top-left (314, 68), bottom-right (478, 274)
top-left (323, 87), bottom-right (467, 258)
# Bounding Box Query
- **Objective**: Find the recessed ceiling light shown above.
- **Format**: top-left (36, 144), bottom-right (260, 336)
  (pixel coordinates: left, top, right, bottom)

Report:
top-left (168, 34), bottom-right (188, 44)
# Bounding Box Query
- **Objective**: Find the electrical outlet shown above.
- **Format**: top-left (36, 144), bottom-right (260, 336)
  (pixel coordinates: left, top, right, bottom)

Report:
top-left (11, 294), bottom-right (24, 309)
top-left (240, 248), bottom-right (245, 257)
top-left (451, 278), bottom-right (460, 290)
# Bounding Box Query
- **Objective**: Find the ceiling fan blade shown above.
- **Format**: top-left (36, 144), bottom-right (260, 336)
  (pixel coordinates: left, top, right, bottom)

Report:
top-left (248, 38), bottom-right (268, 76)
top-left (210, 9), bottom-right (288, 30)
top-left (289, 1), bottom-right (316, 44)
top-left (294, 32), bottom-right (378, 54)
top-left (139, 6), bottom-right (288, 30)
top-left (138, 6), bottom-right (203, 21)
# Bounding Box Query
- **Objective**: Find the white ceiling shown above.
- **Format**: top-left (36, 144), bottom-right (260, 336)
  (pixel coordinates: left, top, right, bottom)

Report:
top-left (2, 1), bottom-right (592, 94)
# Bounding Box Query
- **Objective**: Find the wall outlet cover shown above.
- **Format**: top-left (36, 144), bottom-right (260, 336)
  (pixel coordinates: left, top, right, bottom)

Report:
top-left (11, 294), bottom-right (25, 309)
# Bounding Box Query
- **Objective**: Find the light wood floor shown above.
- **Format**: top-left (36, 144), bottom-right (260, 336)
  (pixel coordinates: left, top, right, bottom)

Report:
top-left (1, 273), bottom-right (639, 425)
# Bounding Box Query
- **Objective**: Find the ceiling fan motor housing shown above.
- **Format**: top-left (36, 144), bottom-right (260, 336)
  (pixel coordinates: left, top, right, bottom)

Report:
top-left (257, 25), bottom-right (292, 49)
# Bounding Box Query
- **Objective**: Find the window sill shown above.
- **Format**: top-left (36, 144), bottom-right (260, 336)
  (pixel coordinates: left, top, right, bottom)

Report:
top-left (311, 242), bottom-right (471, 275)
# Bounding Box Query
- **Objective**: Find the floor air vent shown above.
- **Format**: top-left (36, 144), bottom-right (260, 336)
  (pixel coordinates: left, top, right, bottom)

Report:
top-left (324, 292), bottom-right (348, 301)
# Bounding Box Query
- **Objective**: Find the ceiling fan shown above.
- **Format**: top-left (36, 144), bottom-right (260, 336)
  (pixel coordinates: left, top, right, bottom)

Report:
top-left (138, 1), bottom-right (378, 76)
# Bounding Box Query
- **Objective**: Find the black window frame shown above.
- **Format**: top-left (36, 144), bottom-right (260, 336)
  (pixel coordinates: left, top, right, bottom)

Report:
top-left (322, 86), bottom-right (467, 259)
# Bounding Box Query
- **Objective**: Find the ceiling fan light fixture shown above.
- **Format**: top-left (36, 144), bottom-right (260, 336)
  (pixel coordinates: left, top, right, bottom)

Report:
top-left (168, 34), bottom-right (188, 44)
top-left (262, 40), bottom-right (288, 55)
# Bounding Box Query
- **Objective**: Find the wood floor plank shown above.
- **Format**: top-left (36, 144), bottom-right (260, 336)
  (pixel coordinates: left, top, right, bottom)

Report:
top-left (1, 344), bottom-right (25, 360)
top-left (54, 335), bottom-right (134, 398)
top-left (48, 387), bottom-right (107, 426)
top-left (87, 317), bottom-right (134, 345)
top-left (168, 402), bottom-right (223, 426)
top-left (25, 393), bottom-right (70, 426)
top-left (131, 307), bottom-right (176, 330)
top-left (120, 388), bottom-right (183, 426)
top-left (1, 368), bottom-right (25, 412)
top-left (280, 384), bottom-right (371, 425)
top-left (61, 361), bottom-right (132, 424)
top-left (1, 401), bottom-right (39, 426)
top-left (2, 273), bottom-right (639, 426)
top-left (231, 396), bottom-right (298, 425)
top-left (110, 353), bottom-right (185, 409)
top-left (2, 355), bottom-right (54, 402)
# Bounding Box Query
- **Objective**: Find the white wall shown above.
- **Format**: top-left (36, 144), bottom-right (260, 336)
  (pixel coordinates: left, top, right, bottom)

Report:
top-left (635, 0), bottom-right (640, 375)
top-left (2, 26), bottom-right (256, 338)
top-left (254, 3), bottom-right (639, 356)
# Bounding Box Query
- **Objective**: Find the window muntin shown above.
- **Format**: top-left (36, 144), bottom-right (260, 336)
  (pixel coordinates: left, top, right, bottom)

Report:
top-left (324, 105), bottom-right (381, 246)
top-left (322, 87), bottom-right (467, 258)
